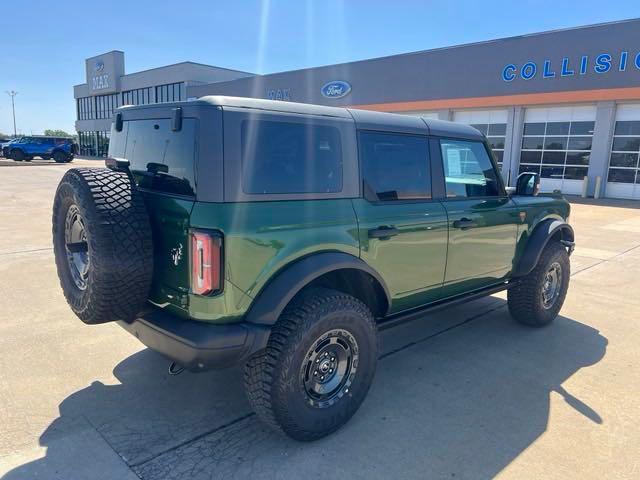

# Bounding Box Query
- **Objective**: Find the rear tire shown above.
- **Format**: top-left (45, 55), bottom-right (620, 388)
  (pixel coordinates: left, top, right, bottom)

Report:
top-left (53, 151), bottom-right (67, 163)
top-left (52, 168), bottom-right (154, 324)
top-left (508, 241), bottom-right (570, 327)
top-left (244, 288), bottom-right (378, 441)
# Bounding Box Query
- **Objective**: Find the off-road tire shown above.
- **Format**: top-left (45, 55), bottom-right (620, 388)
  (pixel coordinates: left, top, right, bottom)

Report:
top-left (52, 168), bottom-right (153, 324)
top-left (11, 149), bottom-right (24, 161)
top-left (244, 288), bottom-right (378, 441)
top-left (508, 241), bottom-right (570, 327)
top-left (53, 151), bottom-right (67, 163)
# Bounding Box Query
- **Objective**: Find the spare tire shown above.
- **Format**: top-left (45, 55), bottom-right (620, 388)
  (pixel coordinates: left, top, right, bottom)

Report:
top-left (52, 168), bottom-right (153, 324)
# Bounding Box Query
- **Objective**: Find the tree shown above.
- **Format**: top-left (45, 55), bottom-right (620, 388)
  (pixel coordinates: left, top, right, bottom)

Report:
top-left (44, 129), bottom-right (73, 138)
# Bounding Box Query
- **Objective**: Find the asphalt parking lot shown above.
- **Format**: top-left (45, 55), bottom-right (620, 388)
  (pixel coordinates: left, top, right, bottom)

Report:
top-left (0, 159), bottom-right (639, 479)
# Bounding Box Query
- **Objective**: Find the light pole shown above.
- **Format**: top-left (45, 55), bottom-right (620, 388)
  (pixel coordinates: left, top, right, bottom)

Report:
top-left (6, 90), bottom-right (17, 137)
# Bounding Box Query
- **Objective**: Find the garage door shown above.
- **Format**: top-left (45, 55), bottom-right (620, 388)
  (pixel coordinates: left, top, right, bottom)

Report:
top-left (519, 105), bottom-right (596, 195)
top-left (453, 109), bottom-right (508, 170)
top-left (605, 104), bottom-right (640, 199)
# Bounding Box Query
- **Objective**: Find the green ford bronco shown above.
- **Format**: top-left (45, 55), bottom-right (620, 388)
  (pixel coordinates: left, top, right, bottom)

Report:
top-left (52, 96), bottom-right (574, 441)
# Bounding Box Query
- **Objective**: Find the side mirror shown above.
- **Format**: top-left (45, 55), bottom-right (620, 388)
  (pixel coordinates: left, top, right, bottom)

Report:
top-left (515, 172), bottom-right (540, 196)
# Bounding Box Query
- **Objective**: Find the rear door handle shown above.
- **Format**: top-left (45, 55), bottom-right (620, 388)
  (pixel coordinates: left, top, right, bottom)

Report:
top-left (452, 218), bottom-right (477, 230)
top-left (368, 226), bottom-right (399, 239)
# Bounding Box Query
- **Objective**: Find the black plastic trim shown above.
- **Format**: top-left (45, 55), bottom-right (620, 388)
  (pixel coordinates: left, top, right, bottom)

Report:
top-left (245, 252), bottom-right (392, 325)
top-left (378, 281), bottom-right (514, 331)
top-left (513, 219), bottom-right (575, 277)
top-left (118, 308), bottom-right (271, 371)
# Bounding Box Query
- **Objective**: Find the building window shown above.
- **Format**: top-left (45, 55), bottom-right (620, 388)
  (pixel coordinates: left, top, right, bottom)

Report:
top-left (519, 121), bottom-right (594, 180)
top-left (76, 96), bottom-right (96, 121)
top-left (155, 82), bottom-right (183, 103)
top-left (469, 123), bottom-right (507, 169)
top-left (608, 121), bottom-right (640, 184)
top-left (78, 131), bottom-right (110, 157)
top-left (122, 87), bottom-right (153, 106)
top-left (95, 94), bottom-right (119, 120)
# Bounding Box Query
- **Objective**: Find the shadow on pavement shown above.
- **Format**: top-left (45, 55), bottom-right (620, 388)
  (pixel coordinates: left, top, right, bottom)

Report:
top-left (2, 305), bottom-right (608, 480)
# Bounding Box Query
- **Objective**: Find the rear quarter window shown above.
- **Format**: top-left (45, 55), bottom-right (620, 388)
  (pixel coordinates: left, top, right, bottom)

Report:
top-left (109, 118), bottom-right (197, 196)
top-left (241, 120), bottom-right (343, 194)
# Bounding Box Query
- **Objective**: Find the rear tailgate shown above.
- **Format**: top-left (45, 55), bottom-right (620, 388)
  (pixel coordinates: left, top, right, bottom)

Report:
top-left (108, 107), bottom-right (202, 317)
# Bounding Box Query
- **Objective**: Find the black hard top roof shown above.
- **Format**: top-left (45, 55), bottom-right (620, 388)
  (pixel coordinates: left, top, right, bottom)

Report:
top-left (117, 96), bottom-right (484, 139)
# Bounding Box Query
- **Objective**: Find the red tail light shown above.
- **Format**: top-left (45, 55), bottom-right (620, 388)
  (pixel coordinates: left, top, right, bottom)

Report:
top-left (191, 231), bottom-right (222, 295)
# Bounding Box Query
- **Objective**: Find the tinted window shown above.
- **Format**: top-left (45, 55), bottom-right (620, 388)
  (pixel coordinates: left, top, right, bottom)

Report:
top-left (546, 122), bottom-right (570, 135)
top-left (440, 139), bottom-right (500, 198)
top-left (609, 152), bottom-right (638, 168)
top-left (116, 118), bottom-right (197, 196)
top-left (614, 121), bottom-right (640, 136)
top-left (544, 137), bottom-right (568, 150)
top-left (566, 152), bottom-right (590, 165)
top-left (359, 132), bottom-right (430, 201)
top-left (612, 137), bottom-right (640, 152)
top-left (570, 121), bottom-right (595, 135)
top-left (521, 150), bottom-right (542, 164)
top-left (487, 123), bottom-right (507, 136)
top-left (568, 137), bottom-right (592, 150)
top-left (241, 120), bottom-right (343, 194)
top-left (523, 123), bottom-right (545, 135)
top-left (522, 137), bottom-right (544, 150)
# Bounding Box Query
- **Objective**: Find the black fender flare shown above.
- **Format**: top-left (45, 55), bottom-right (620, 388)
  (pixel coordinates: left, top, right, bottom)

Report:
top-left (245, 252), bottom-right (391, 325)
top-left (513, 219), bottom-right (574, 277)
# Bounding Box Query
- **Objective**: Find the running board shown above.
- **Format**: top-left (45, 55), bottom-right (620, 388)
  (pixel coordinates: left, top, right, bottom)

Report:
top-left (377, 281), bottom-right (515, 331)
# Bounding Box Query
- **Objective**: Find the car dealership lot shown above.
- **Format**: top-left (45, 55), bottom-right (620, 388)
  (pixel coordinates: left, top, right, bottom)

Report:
top-left (0, 160), bottom-right (639, 480)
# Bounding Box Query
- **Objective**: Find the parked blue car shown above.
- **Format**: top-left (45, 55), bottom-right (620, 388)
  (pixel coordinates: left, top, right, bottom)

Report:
top-left (7, 136), bottom-right (77, 163)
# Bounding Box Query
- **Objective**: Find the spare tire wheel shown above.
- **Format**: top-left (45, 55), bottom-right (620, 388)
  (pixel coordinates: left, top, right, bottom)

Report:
top-left (52, 168), bottom-right (154, 324)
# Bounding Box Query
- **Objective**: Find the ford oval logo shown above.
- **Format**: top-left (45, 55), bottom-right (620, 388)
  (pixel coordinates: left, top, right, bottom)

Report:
top-left (94, 60), bottom-right (105, 73)
top-left (321, 80), bottom-right (351, 99)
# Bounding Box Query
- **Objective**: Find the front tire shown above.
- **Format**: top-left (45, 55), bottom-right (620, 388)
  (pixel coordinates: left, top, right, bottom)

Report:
top-left (244, 288), bottom-right (378, 441)
top-left (508, 241), bottom-right (570, 327)
top-left (11, 149), bottom-right (24, 161)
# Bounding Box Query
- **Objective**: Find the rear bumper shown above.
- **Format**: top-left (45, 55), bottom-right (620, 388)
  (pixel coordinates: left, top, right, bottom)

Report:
top-left (118, 309), bottom-right (271, 371)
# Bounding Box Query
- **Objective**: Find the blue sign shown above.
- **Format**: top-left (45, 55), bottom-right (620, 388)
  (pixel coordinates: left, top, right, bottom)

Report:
top-left (321, 80), bottom-right (352, 99)
top-left (94, 60), bottom-right (105, 73)
top-left (502, 51), bottom-right (640, 82)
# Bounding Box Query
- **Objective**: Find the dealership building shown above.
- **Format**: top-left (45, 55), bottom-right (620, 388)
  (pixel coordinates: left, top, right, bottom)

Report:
top-left (75, 18), bottom-right (640, 199)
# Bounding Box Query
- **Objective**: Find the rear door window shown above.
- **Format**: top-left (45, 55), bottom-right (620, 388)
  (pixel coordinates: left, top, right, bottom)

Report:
top-left (241, 120), bottom-right (343, 194)
top-left (359, 132), bottom-right (431, 201)
top-left (112, 118), bottom-right (197, 196)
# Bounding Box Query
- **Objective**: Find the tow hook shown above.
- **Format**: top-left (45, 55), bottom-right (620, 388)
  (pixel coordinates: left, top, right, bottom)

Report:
top-left (168, 362), bottom-right (185, 376)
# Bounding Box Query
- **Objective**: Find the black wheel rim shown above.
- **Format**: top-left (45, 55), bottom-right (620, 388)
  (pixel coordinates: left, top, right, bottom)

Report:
top-left (64, 205), bottom-right (89, 290)
top-left (300, 328), bottom-right (359, 409)
top-left (541, 261), bottom-right (562, 309)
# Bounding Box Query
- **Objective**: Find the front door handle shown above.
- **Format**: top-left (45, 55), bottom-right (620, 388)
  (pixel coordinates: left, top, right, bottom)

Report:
top-left (452, 218), bottom-right (477, 230)
top-left (368, 226), bottom-right (399, 239)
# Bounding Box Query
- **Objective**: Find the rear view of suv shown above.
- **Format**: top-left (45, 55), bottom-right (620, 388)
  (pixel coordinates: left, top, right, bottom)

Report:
top-left (9, 136), bottom-right (77, 162)
top-left (52, 96), bottom-right (573, 441)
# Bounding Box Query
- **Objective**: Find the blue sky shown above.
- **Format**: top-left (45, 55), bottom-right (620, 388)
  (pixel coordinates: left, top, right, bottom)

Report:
top-left (1, 0), bottom-right (638, 136)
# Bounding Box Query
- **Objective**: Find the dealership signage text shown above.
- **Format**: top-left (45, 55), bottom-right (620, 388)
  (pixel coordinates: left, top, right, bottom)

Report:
top-left (502, 51), bottom-right (640, 81)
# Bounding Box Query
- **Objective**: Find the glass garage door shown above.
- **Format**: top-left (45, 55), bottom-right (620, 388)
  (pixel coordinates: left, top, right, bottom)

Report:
top-left (606, 105), bottom-right (640, 199)
top-left (519, 106), bottom-right (595, 195)
top-left (453, 109), bottom-right (508, 170)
